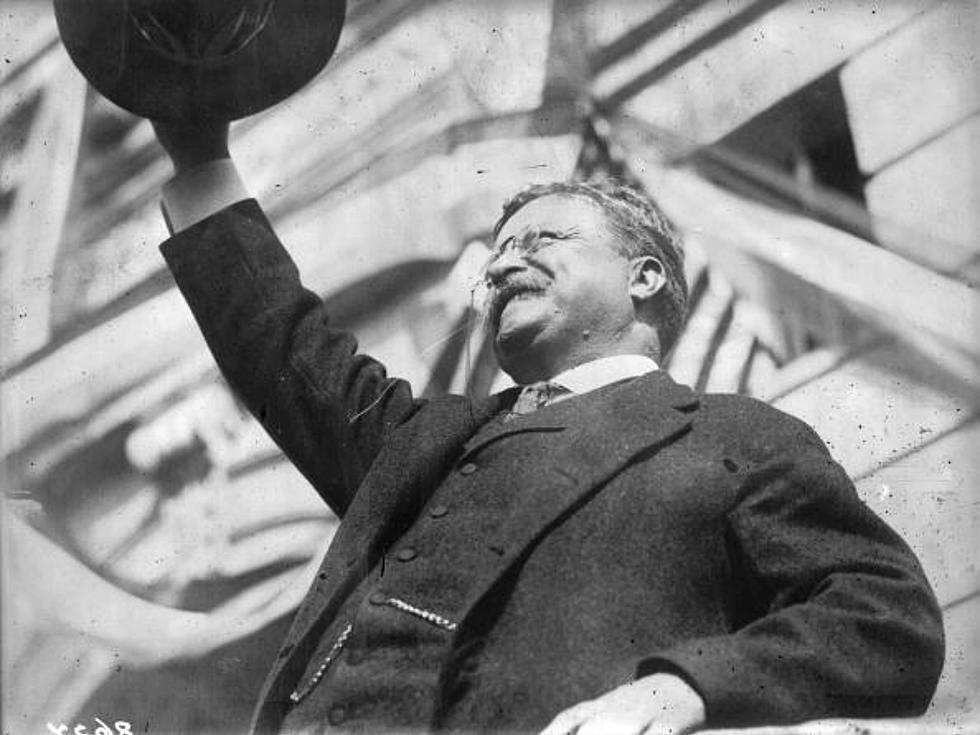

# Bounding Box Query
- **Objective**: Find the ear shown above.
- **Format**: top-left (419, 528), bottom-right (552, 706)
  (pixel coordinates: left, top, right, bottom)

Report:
top-left (628, 256), bottom-right (667, 303)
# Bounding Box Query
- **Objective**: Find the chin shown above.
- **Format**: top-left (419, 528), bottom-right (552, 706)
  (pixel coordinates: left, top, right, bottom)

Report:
top-left (494, 331), bottom-right (550, 384)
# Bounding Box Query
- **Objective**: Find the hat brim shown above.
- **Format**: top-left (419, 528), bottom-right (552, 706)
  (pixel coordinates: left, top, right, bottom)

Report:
top-left (55, 0), bottom-right (346, 121)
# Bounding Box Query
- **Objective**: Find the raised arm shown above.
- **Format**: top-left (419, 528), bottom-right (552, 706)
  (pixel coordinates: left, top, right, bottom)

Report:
top-left (154, 121), bottom-right (422, 516)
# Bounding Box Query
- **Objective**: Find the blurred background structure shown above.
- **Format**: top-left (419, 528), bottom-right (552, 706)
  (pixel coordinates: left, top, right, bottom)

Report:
top-left (2, 1), bottom-right (978, 732)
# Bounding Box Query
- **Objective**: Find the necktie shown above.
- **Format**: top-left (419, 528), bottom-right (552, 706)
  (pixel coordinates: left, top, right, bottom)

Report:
top-left (510, 381), bottom-right (571, 415)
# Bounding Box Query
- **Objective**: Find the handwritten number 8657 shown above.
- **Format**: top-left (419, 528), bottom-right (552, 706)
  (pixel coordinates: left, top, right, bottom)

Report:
top-left (47, 718), bottom-right (132, 735)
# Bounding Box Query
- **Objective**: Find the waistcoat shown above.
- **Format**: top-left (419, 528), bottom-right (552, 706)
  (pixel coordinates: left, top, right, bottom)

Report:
top-left (278, 402), bottom-right (576, 733)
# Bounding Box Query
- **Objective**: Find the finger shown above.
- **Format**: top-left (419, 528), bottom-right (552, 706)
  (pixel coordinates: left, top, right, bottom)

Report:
top-left (539, 702), bottom-right (595, 735)
top-left (576, 713), bottom-right (649, 735)
top-left (634, 720), bottom-right (698, 735)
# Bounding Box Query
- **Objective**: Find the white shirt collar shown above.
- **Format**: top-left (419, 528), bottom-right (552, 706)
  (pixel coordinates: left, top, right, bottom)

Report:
top-left (549, 354), bottom-right (658, 395)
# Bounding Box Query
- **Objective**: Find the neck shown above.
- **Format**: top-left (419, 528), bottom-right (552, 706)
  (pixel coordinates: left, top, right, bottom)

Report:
top-left (505, 324), bottom-right (660, 383)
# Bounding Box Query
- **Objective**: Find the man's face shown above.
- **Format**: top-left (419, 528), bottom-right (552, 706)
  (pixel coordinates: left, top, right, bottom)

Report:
top-left (485, 194), bottom-right (636, 383)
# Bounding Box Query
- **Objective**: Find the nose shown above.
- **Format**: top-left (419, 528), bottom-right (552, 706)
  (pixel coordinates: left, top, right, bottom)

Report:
top-left (485, 246), bottom-right (526, 287)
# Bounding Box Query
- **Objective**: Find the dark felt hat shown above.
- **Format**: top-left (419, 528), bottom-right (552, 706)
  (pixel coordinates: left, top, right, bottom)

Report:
top-left (54, 0), bottom-right (346, 121)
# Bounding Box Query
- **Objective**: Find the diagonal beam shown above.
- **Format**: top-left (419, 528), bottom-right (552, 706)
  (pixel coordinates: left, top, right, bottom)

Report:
top-left (0, 51), bottom-right (86, 363)
top-left (540, 0), bottom-right (592, 102)
top-left (590, 0), bottom-right (713, 74)
top-left (599, 0), bottom-right (785, 111)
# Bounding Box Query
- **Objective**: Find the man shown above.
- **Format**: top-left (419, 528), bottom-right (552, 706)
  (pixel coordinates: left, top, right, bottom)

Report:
top-left (153, 121), bottom-right (943, 734)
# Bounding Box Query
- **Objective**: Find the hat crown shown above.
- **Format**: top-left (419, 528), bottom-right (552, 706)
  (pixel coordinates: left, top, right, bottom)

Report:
top-left (55, 0), bottom-right (346, 121)
top-left (130, 0), bottom-right (275, 63)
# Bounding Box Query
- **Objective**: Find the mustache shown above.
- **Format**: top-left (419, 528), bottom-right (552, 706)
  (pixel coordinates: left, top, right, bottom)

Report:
top-left (483, 275), bottom-right (548, 332)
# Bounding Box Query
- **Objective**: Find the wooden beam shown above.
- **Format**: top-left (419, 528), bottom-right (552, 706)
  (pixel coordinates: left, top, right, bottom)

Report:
top-left (840, 1), bottom-right (980, 174)
top-left (865, 115), bottom-right (980, 267)
top-left (598, 0), bottom-right (784, 111)
top-left (610, 1), bottom-right (927, 146)
top-left (540, 0), bottom-right (591, 102)
top-left (590, 0), bottom-right (712, 74)
top-left (0, 50), bottom-right (86, 362)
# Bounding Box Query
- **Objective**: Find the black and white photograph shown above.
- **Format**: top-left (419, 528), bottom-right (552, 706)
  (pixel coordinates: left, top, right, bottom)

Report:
top-left (1, 1), bottom-right (977, 733)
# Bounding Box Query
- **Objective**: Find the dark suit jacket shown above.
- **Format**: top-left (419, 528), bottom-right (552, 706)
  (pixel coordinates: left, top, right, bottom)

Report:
top-left (161, 200), bottom-right (944, 732)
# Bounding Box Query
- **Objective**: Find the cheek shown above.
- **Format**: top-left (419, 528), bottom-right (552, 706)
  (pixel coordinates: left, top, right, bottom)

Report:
top-left (553, 267), bottom-right (630, 316)
top-left (547, 286), bottom-right (630, 338)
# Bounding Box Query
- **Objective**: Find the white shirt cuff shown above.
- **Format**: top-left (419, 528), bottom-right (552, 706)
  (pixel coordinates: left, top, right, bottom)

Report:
top-left (161, 159), bottom-right (251, 233)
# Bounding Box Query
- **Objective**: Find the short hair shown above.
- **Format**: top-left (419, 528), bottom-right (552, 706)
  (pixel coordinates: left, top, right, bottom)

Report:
top-left (493, 181), bottom-right (688, 356)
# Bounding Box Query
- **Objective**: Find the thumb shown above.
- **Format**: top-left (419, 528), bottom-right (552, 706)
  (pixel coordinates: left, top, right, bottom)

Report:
top-left (540, 700), bottom-right (596, 735)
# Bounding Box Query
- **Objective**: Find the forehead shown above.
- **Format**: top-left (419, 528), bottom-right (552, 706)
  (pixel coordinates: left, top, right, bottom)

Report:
top-left (494, 193), bottom-right (609, 247)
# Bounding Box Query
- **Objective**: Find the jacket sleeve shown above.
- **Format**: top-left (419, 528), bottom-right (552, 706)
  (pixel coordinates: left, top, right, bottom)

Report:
top-left (639, 419), bottom-right (945, 726)
top-left (160, 199), bottom-right (422, 517)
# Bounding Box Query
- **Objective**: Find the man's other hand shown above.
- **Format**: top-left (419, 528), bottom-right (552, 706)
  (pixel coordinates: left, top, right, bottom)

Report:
top-left (539, 673), bottom-right (706, 735)
top-left (151, 120), bottom-right (231, 174)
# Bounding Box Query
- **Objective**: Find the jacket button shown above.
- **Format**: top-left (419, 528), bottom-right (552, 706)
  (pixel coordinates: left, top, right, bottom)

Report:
top-left (430, 504), bottom-right (449, 518)
top-left (368, 592), bottom-right (387, 605)
top-left (459, 462), bottom-right (477, 475)
top-left (395, 547), bottom-right (417, 562)
top-left (328, 705), bottom-right (346, 725)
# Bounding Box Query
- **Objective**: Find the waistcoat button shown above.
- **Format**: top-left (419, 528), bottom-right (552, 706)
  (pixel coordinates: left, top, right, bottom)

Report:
top-left (328, 705), bottom-right (346, 725)
top-left (430, 504), bottom-right (449, 518)
top-left (395, 547), bottom-right (417, 562)
top-left (459, 462), bottom-right (477, 475)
